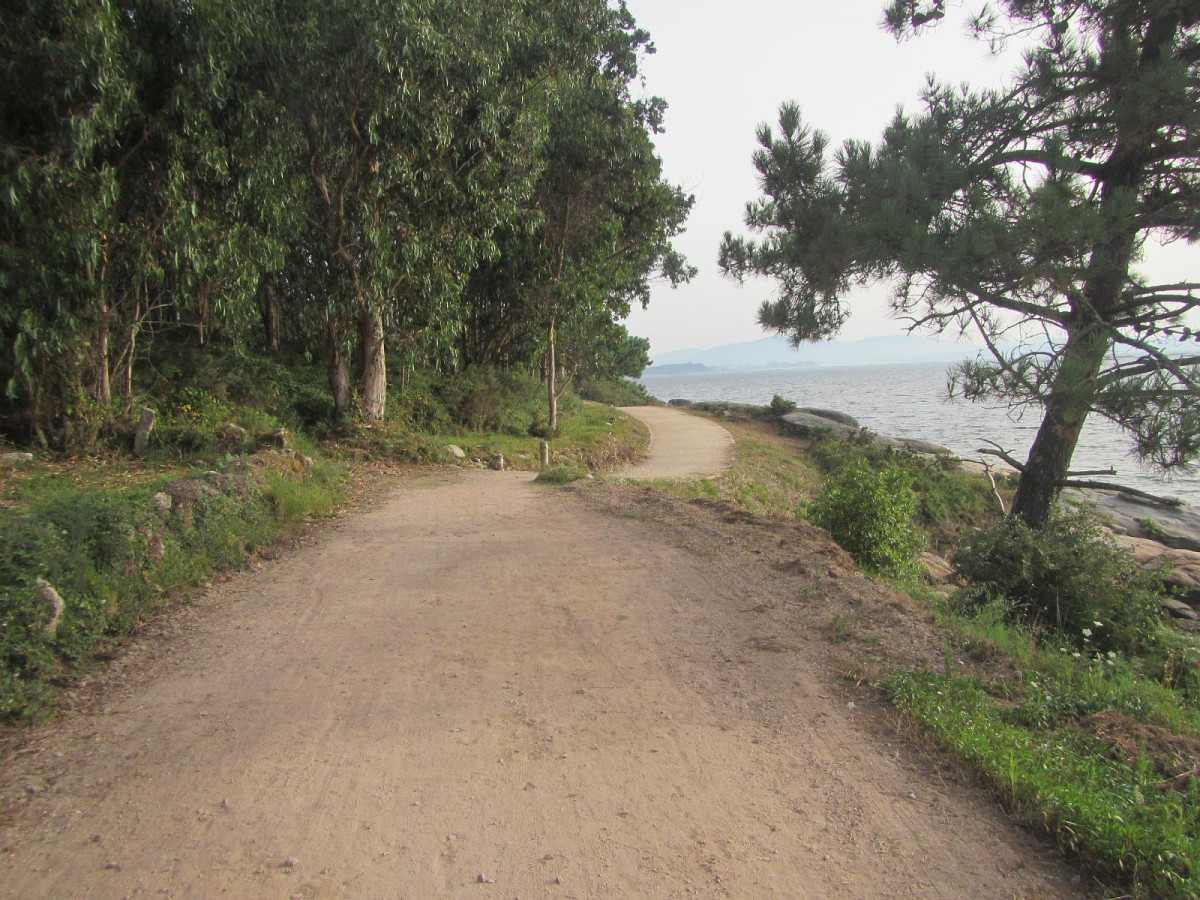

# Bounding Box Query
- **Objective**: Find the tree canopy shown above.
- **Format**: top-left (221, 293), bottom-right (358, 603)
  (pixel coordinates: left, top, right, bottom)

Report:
top-left (0, 0), bottom-right (687, 445)
top-left (721, 0), bottom-right (1200, 527)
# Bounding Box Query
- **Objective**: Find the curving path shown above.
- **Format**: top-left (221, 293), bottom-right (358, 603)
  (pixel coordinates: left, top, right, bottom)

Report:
top-left (618, 405), bottom-right (734, 479)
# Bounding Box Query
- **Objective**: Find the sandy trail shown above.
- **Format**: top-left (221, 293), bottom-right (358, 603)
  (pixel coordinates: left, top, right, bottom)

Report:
top-left (618, 406), bottom-right (733, 479)
top-left (0, 471), bottom-right (1077, 899)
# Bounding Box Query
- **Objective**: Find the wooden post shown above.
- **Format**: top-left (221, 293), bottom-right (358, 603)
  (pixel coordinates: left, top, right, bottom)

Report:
top-left (540, 441), bottom-right (550, 469)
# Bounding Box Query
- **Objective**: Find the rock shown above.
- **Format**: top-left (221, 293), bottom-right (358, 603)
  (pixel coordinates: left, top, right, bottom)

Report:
top-left (133, 407), bottom-right (156, 456)
top-left (162, 478), bottom-right (218, 529)
top-left (798, 408), bottom-right (859, 428)
top-left (489, 453), bottom-right (507, 471)
top-left (892, 437), bottom-right (953, 456)
top-left (145, 533), bottom-right (165, 563)
top-left (299, 455), bottom-right (315, 469)
top-left (35, 579), bottom-right (65, 637)
top-left (1065, 488), bottom-right (1200, 552)
top-left (444, 444), bottom-right (466, 459)
top-left (217, 423), bottom-right (248, 448)
top-left (476, 873), bottom-right (495, 884)
top-left (151, 491), bottom-right (173, 513)
top-left (260, 427), bottom-right (290, 448)
top-left (1111, 534), bottom-right (1200, 608)
top-left (0, 452), bottom-right (34, 468)
top-left (779, 411), bottom-right (859, 440)
top-left (667, 399), bottom-right (693, 407)
top-left (1164, 597), bottom-right (1199, 620)
top-left (919, 551), bottom-right (955, 584)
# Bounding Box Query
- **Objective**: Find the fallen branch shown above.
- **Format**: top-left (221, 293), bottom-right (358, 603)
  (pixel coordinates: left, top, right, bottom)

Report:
top-left (977, 441), bottom-right (1180, 507)
top-left (1058, 479), bottom-right (1183, 508)
top-left (981, 463), bottom-right (1008, 515)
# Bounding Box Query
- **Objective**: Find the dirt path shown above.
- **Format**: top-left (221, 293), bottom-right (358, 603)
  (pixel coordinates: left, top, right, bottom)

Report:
top-left (618, 406), bottom-right (733, 479)
top-left (0, 472), bottom-right (1079, 899)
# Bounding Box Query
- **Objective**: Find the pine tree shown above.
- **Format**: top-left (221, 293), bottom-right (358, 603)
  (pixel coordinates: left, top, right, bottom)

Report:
top-left (721, 0), bottom-right (1200, 527)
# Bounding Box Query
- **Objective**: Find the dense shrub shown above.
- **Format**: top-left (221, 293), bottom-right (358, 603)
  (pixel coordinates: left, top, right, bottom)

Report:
top-left (806, 458), bottom-right (925, 576)
top-left (440, 366), bottom-right (546, 435)
top-left (953, 506), bottom-right (1163, 655)
top-left (768, 394), bottom-right (798, 416)
top-left (576, 375), bottom-right (651, 407)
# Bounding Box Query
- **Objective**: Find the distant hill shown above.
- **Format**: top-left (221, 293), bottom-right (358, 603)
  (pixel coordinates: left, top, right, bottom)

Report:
top-left (642, 363), bottom-right (713, 375)
top-left (647, 334), bottom-right (976, 371)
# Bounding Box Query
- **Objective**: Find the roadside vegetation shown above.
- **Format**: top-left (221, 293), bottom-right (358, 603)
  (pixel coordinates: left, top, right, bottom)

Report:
top-left (648, 400), bottom-right (1200, 898)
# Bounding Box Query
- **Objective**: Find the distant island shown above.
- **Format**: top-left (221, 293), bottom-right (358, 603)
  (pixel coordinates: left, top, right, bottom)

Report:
top-left (644, 334), bottom-right (975, 372)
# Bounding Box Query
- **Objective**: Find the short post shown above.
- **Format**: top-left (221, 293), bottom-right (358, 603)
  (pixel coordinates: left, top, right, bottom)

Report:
top-left (133, 407), bottom-right (156, 456)
top-left (539, 440), bottom-right (550, 469)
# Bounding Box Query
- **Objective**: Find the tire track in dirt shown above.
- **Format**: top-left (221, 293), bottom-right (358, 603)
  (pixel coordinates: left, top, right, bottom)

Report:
top-left (0, 471), bottom-right (1079, 898)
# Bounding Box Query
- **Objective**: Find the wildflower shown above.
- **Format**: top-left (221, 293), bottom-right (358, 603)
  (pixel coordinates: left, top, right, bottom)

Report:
top-left (1082, 628), bottom-right (1092, 638)
top-left (1072, 652), bottom-right (1081, 658)
top-left (1094, 621), bottom-right (1104, 627)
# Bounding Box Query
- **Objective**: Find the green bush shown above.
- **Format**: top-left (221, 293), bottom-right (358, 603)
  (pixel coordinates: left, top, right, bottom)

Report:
top-left (768, 394), bottom-right (798, 416)
top-left (953, 506), bottom-right (1163, 655)
top-left (534, 464), bottom-right (588, 485)
top-left (806, 458), bottom-right (925, 576)
top-left (440, 366), bottom-right (546, 435)
top-left (577, 375), bottom-right (651, 407)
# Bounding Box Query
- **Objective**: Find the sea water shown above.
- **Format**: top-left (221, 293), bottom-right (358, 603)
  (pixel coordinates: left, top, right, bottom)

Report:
top-left (640, 361), bottom-right (1200, 506)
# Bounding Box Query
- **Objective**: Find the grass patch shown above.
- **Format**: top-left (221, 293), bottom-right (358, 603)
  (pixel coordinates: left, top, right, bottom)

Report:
top-left (534, 464), bottom-right (589, 485)
top-left (887, 668), bottom-right (1200, 898)
top-left (0, 455), bottom-right (346, 722)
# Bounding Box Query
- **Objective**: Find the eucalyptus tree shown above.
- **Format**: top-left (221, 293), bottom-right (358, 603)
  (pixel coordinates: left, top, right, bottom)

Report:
top-left (462, 1), bottom-right (693, 432)
top-left (1, 0), bottom-right (273, 445)
top-left (243, 0), bottom-right (583, 421)
top-left (721, 0), bottom-right (1200, 527)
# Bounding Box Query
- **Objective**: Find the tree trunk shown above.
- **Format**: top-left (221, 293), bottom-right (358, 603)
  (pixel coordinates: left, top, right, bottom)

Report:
top-left (359, 309), bottom-right (387, 422)
top-left (547, 316), bottom-right (557, 434)
top-left (95, 282), bottom-right (111, 406)
top-left (1011, 328), bottom-right (1110, 528)
top-left (330, 347), bottom-right (352, 420)
top-left (262, 281), bottom-right (280, 351)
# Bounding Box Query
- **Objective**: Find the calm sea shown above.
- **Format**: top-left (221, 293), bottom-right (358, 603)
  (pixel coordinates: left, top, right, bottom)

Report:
top-left (640, 361), bottom-right (1200, 505)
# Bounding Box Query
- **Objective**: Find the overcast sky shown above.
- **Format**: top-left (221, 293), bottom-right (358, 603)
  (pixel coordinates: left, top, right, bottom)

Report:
top-left (621, 0), bottom-right (1200, 357)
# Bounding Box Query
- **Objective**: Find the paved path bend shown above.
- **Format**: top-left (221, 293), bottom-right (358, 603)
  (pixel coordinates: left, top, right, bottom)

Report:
top-left (618, 405), bottom-right (734, 479)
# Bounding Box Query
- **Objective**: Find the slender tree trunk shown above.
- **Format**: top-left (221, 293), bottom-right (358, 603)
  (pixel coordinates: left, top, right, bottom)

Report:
top-left (262, 281), bottom-right (280, 351)
top-left (547, 316), bottom-right (557, 434)
top-left (328, 324), bottom-right (352, 420)
top-left (90, 257), bottom-right (111, 405)
top-left (358, 309), bottom-right (387, 422)
top-left (123, 293), bottom-right (138, 400)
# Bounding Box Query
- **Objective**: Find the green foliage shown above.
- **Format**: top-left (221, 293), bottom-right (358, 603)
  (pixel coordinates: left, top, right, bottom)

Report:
top-left (575, 375), bottom-right (651, 407)
top-left (0, 458), bottom-right (345, 721)
top-left (953, 506), bottom-right (1163, 655)
top-left (768, 395), bottom-right (798, 416)
top-left (440, 367), bottom-right (546, 436)
top-left (535, 464), bottom-right (588, 485)
top-left (887, 669), bottom-right (1200, 899)
top-left (721, 2), bottom-right (1200, 528)
top-left (806, 457), bottom-right (925, 576)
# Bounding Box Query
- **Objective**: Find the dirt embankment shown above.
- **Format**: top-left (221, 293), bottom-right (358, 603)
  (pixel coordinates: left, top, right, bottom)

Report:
top-left (0, 467), bottom-right (1081, 899)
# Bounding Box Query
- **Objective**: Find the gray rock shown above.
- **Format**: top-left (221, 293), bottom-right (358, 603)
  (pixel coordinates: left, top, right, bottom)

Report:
top-left (1163, 597), bottom-right (1199, 620)
top-left (35, 579), bottom-right (65, 636)
top-left (300, 455), bottom-right (315, 469)
top-left (1065, 488), bottom-right (1200, 553)
top-left (260, 427), bottom-right (289, 448)
top-left (217, 423), bottom-right (247, 447)
top-left (799, 408), bottom-right (859, 428)
top-left (444, 444), bottom-right (466, 459)
top-left (0, 452), bottom-right (34, 467)
top-left (919, 551), bottom-right (955, 584)
top-left (892, 437), bottom-right (953, 456)
top-left (133, 408), bottom-right (156, 456)
top-left (151, 492), bottom-right (173, 513)
top-left (145, 533), bottom-right (165, 562)
top-left (779, 411), bottom-right (859, 439)
top-left (667, 399), bottom-right (693, 407)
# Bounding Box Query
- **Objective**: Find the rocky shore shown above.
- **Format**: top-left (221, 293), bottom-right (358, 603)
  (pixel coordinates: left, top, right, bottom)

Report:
top-left (669, 399), bottom-right (1200, 628)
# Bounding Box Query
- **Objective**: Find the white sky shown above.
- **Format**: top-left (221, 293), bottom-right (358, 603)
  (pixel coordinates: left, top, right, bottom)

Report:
top-left (622, 0), bottom-right (1200, 356)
